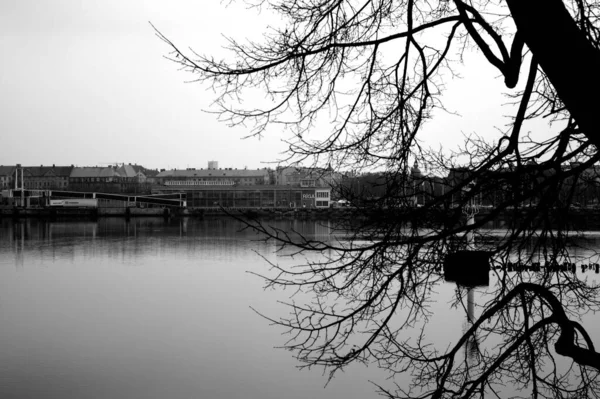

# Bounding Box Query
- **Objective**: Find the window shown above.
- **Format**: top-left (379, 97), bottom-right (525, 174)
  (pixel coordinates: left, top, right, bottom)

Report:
top-left (316, 191), bottom-right (329, 198)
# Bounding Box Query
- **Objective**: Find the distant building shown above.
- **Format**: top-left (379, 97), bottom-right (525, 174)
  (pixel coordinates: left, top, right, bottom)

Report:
top-left (155, 167), bottom-right (270, 186)
top-left (68, 166), bottom-right (152, 194)
top-left (153, 184), bottom-right (331, 209)
top-left (154, 166), bottom-right (335, 208)
top-left (276, 165), bottom-right (340, 188)
top-left (0, 165), bottom-right (16, 190)
top-left (208, 161), bottom-right (218, 170)
top-left (22, 165), bottom-right (73, 190)
top-left (115, 164), bottom-right (147, 183)
top-left (70, 167), bottom-right (120, 183)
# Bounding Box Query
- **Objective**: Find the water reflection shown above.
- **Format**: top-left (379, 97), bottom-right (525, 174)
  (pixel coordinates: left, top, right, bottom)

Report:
top-left (0, 218), bottom-right (280, 266)
top-left (463, 288), bottom-right (480, 364)
top-left (0, 217), bottom-right (381, 399)
top-left (0, 217), bottom-right (599, 399)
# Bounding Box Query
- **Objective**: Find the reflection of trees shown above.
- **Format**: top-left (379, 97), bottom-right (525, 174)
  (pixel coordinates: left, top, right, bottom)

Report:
top-left (239, 216), bottom-right (600, 397)
top-left (155, 0), bottom-right (600, 396)
top-left (395, 281), bottom-right (600, 399)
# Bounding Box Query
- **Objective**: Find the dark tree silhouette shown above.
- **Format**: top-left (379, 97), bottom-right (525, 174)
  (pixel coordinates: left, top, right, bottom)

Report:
top-left (155, 1), bottom-right (600, 397)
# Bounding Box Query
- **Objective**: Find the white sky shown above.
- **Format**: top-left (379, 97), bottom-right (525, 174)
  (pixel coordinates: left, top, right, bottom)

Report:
top-left (0, 1), bottom-right (550, 171)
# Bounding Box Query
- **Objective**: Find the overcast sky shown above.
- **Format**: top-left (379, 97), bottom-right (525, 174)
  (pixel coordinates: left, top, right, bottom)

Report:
top-left (0, 1), bottom-right (546, 171)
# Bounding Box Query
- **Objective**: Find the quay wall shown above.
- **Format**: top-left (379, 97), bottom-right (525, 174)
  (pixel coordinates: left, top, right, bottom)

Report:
top-left (4, 205), bottom-right (600, 230)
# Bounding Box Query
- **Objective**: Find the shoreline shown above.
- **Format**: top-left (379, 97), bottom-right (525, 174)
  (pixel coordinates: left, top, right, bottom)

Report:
top-left (4, 206), bottom-right (600, 230)
top-left (0, 206), bottom-right (358, 220)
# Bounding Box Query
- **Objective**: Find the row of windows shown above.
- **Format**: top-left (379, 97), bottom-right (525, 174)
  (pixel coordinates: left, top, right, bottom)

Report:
top-left (71, 178), bottom-right (113, 182)
top-left (186, 198), bottom-right (330, 208)
top-left (25, 182), bottom-right (68, 188)
top-left (165, 180), bottom-right (235, 186)
top-left (24, 176), bottom-right (68, 179)
top-left (8, 178), bottom-right (143, 185)
top-left (181, 190), bottom-right (329, 197)
top-left (180, 190), bottom-right (331, 208)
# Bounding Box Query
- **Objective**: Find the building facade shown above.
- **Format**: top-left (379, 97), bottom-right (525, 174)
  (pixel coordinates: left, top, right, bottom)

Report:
top-left (68, 166), bottom-right (153, 194)
top-left (156, 168), bottom-right (270, 186)
top-left (0, 166), bottom-right (16, 190)
top-left (70, 167), bottom-right (120, 184)
top-left (276, 165), bottom-right (340, 188)
top-left (115, 164), bottom-right (147, 183)
top-left (152, 184), bottom-right (331, 208)
top-left (22, 165), bottom-right (73, 190)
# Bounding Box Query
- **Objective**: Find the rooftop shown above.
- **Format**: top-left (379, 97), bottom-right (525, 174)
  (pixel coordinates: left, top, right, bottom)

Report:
top-left (70, 167), bottom-right (120, 178)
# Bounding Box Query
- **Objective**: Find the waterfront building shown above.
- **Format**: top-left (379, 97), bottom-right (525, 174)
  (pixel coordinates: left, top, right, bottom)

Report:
top-left (276, 165), bottom-right (341, 187)
top-left (70, 167), bottom-right (120, 184)
top-left (156, 168), bottom-right (270, 186)
top-left (69, 166), bottom-right (123, 193)
top-left (115, 164), bottom-right (152, 194)
top-left (115, 164), bottom-right (147, 183)
top-left (22, 165), bottom-right (73, 190)
top-left (152, 183), bottom-right (331, 208)
top-left (69, 166), bottom-right (154, 194)
top-left (0, 165), bottom-right (16, 190)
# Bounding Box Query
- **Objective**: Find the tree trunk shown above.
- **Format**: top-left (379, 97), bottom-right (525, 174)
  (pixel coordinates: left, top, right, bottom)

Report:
top-left (506, 0), bottom-right (600, 148)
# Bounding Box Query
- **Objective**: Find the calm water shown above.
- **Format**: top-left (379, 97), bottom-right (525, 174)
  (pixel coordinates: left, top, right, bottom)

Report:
top-left (0, 217), bottom-right (599, 399)
top-left (0, 218), bottom-right (390, 399)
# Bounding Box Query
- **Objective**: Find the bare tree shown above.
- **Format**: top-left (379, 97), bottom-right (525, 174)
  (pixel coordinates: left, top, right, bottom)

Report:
top-left (155, 1), bottom-right (600, 397)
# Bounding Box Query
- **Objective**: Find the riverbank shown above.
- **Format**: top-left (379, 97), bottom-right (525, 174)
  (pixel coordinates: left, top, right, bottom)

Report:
top-left (5, 206), bottom-right (600, 230)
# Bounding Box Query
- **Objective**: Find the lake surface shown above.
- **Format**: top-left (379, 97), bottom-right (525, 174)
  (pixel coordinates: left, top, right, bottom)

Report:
top-left (0, 218), bottom-right (389, 399)
top-left (0, 217), bottom-right (599, 399)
